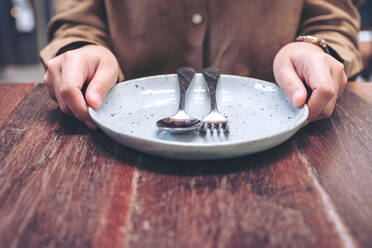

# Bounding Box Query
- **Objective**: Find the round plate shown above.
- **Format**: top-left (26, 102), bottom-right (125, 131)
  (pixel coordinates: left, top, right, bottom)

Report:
top-left (89, 74), bottom-right (308, 160)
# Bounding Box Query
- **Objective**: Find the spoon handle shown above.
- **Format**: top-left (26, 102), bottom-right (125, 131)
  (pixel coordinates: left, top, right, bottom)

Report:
top-left (177, 67), bottom-right (196, 111)
top-left (202, 67), bottom-right (221, 111)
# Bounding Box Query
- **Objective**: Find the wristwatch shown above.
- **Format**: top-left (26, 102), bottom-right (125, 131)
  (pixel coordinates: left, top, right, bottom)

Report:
top-left (296, 35), bottom-right (344, 63)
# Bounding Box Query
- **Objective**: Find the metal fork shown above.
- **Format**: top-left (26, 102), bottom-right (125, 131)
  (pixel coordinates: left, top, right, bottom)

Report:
top-left (201, 67), bottom-right (229, 133)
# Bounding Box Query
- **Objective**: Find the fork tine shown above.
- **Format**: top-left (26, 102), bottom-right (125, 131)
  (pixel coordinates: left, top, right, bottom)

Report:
top-left (221, 122), bottom-right (226, 130)
top-left (209, 123), bottom-right (214, 133)
top-left (216, 123), bottom-right (222, 133)
top-left (199, 120), bottom-right (229, 135)
top-left (223, 123), bottom-right (229, 133)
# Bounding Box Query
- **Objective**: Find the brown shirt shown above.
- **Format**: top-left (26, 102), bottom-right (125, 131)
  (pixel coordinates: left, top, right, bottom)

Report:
top-left (41, 0), bottom-right (363, 82)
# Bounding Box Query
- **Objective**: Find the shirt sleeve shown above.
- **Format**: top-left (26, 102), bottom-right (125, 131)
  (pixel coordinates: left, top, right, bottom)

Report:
top-left (299, 0), bottom-right (363, 78)
top-left (40, 0), bottom-right (124, 81)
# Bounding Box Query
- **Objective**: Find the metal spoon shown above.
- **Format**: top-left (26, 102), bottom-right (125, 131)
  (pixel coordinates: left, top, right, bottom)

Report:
top-left (156, 67), bottom-right (202, 132)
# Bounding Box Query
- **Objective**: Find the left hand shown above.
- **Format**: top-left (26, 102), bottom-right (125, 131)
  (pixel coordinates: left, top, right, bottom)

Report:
top-left (273, 42), bottom-right (347, 121)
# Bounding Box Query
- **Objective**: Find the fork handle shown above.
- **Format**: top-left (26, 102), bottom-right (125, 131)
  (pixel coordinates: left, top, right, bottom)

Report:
top-left (202, 67), bottom-right (221, 111)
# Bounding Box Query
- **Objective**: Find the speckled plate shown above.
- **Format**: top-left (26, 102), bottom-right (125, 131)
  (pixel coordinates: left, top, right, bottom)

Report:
top-left (88, 74), bottom-right (308, 160)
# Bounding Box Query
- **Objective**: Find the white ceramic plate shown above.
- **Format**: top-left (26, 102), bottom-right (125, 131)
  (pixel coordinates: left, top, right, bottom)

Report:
top-left (89, 74), bottom-right (308, 160)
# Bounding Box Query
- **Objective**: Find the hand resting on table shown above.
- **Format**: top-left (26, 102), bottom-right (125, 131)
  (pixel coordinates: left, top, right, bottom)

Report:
top-left (274, 42), bottom-right (347, 121)
top-left (43, 45), bottom-right (120, 129)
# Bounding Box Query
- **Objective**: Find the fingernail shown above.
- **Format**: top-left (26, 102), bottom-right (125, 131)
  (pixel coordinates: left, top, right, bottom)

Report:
top-left (85, 120), bottom-right (97, 130)
top-left (292, 91), bottom-right (303, 107)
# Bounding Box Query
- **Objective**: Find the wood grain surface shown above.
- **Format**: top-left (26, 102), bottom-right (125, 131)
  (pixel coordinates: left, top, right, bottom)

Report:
top-left (295, 89), bottom-right (372, 248)
top-left (0, 83), bottom-right (371, 248)
top-left (0, 83), bottom-right (36, 128)
top-left (0, 85), bottom-right (135, 248)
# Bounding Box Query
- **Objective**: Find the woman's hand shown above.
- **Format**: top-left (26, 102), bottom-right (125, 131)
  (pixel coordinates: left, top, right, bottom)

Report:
top-left (43, 45), bottom-right (120, 129)
top-left (273, 42), bottom-right (347, 121)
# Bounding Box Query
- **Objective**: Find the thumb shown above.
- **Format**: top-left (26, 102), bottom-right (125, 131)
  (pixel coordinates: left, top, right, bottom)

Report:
top-left (274, 58), bottom-right (307, 107)
top-left (85, 62), bottom-right (119, 109)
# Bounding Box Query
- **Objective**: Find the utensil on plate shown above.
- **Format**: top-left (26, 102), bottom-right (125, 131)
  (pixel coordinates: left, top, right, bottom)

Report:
top-left (156, 67), bottom-right (203, 132)
top-left (89, 74), bottom-right (308, 160)
top-left (201, 67), bottom-right (229, 133)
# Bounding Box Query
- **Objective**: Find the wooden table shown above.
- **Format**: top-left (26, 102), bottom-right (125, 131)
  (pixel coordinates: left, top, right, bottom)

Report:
top-left (0, 82), bottom-right (372, 248)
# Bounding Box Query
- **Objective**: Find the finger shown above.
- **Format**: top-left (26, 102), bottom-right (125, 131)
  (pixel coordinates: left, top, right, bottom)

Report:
top-left (311, 60), bottom-right (346, 120)
top-left (315, 96), bottom-right (337, 121)
top-left (85, 61), bottom-right (118, 109)
top-left (45, 56), bottom-right (64, 103)
top-left (274, 57), bottom-right (307, 107)
top-left (46, 57), bottom-right (71, 114)
top-left (59, 54), bottom-right (96, 129)
top-left (55, 84), bottom-right (72, 115)
top-left (55, 91), bottom-right (71, 115)
top-left (330, 62), bottom-right (348, 98)
top-left (43, 72), bottom-right (57, 102)
top-left (338, 72), bottom-right (348, 98)
top-left (305, 64), bottom-right (335, 121)
top-left (320, 66), bottom-right (346, 121)
top-left (291, 52), bottom-right (339, 121)
top-left (61, 86), bottom-right (96, 128)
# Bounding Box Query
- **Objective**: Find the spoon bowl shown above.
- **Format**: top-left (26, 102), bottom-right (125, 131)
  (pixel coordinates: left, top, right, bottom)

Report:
top-left (156, 67), bottom-right (202, 132)
top-left (156, 110), bottom-right (202, 132)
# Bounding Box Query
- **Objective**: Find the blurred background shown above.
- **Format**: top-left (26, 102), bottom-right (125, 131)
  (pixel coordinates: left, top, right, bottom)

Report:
top-left (358, 0), bottom-right (372, 81)
top-left (0, 0), bottom-right (371, 83)
top-left (0, 0), bottom-right (51, 82)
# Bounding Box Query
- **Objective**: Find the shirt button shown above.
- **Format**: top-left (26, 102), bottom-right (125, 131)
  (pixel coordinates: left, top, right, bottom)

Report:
top-left (192, 13), bottom-right (203, 25)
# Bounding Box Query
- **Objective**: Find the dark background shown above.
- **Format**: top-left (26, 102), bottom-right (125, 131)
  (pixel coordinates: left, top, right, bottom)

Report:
top-left (359, 0), bottom-right (372, 30)
top-left (0, 0), bottom-right (51, 66)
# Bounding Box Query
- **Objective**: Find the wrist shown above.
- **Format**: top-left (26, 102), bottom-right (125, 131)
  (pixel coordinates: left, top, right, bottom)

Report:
top-left (296, 35), bottom-right (344, 63)
top-left (57, 42), bottom-right (93, 56)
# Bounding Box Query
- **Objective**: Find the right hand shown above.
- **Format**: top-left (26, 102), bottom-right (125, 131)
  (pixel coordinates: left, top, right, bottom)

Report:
top-left (273, 42), bottom-right (347, 122)
top-left (43, 44), bottom-right (120, 129)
